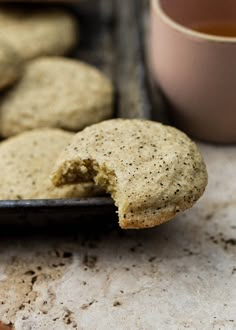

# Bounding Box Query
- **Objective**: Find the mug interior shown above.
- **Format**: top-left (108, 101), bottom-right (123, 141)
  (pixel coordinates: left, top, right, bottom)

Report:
top-left (158, 0), bottom-right (236, 28)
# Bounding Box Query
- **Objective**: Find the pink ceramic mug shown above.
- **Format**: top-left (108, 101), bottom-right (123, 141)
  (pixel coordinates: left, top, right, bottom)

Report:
top-left (150, 0), bottom-right (236, 143)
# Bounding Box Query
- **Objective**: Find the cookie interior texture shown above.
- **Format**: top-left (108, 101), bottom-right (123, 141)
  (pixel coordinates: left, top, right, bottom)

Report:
top-left (52, 119), bottom-right (208, 229)
top-left (0, 57), bottom-right (113, 137)
top-left (0, 128), bottom-right (102, 200)
top-left (0, 5), bottom-right (78, 60)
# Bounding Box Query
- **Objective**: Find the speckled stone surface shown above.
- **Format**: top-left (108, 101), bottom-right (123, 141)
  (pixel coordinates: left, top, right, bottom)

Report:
top-left (0, 143), bottom-right (235, 330)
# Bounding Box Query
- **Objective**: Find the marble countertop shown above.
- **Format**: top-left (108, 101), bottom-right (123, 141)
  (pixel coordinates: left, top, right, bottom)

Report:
top-left (0, 143), bottom-right (235, 330)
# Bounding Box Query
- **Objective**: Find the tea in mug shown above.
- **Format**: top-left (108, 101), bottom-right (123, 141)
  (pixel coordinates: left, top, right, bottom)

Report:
top-left (190, 21), bottom-right (236, 37)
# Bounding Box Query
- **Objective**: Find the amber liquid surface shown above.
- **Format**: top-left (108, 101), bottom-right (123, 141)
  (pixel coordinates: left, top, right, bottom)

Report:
top-left (190, 21), bottom-right (236, 37)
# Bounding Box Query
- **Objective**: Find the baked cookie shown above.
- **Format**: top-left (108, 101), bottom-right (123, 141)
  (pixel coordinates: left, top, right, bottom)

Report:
top-left (0, 128), bottom-right (101, 200)
top-left (52, 119), bottom-right (208, 229)
top-left (0, 5), bottom-right (78, 61)
top-left (0, 39), bottom-right (22, 90)
top-left (0, 57), bottom-right (113, 137)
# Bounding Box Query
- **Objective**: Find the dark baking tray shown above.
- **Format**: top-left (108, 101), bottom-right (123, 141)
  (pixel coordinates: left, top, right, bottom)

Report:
top-left (0, 0), bottom-right (154, 225)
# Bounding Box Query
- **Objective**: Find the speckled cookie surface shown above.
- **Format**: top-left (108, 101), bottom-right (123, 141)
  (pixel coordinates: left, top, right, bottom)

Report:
top-left (0, 39), bottom-right (22, 89)
top-left (0, 128), bottom-right (100, 200)
top-left (52, 119), bottom-right (208, 229)
top-left (0, 57), bottom-right (114, 137)
top-left (0, 5), bottom-right (78, 61)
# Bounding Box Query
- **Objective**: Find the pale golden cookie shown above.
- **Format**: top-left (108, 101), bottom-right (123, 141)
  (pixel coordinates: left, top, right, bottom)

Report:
top-left (52, 119), bottom-right (208, 229)
top-left (0, 5), bottom-right (78, 60)
top-left (0, 57), bottom-right (113, 137)
top-left (0, 39), bottom-right (22, 89)
top-left (0, 128), bottom-right (100, 200)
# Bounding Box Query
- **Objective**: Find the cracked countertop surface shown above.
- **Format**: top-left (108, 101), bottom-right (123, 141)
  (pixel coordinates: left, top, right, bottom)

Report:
top-left (0, 143), bottom-right (236, 330)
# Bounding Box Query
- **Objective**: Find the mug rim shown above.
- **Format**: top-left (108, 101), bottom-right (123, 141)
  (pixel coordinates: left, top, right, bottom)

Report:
top-left (152, 0), bottom-right (236, 43)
